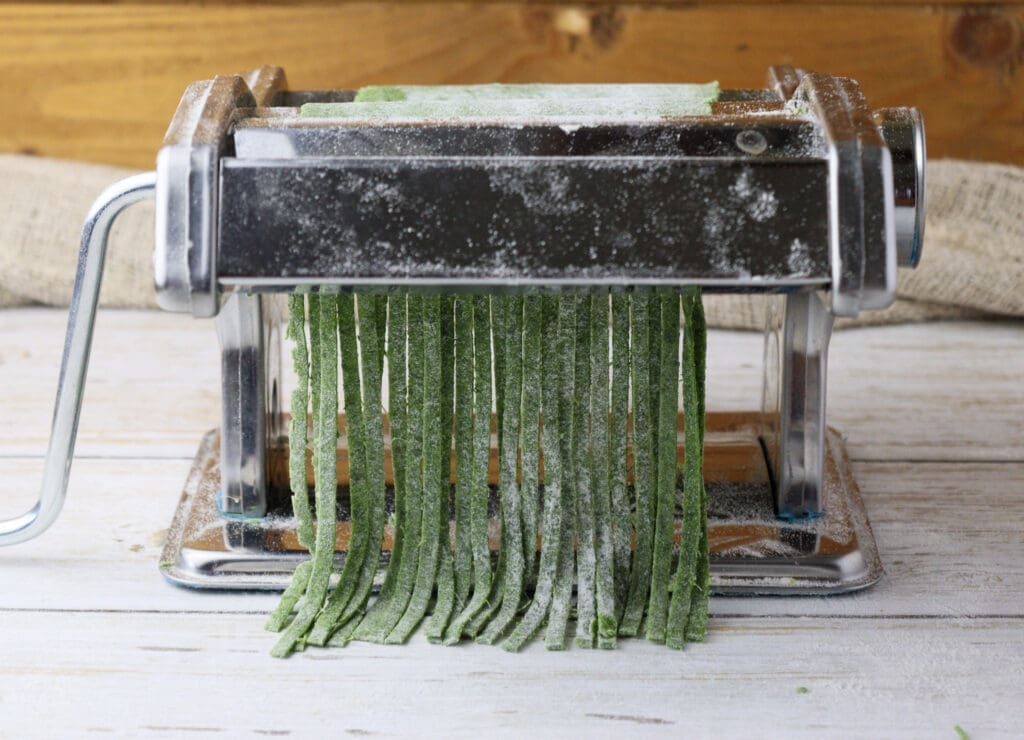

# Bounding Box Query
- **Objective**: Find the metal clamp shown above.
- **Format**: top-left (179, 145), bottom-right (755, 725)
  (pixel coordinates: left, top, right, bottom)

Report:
top-left (0, 173), bottom-right (156, 546)
top-left (796, 74), bottom-right (897, 316)
top-left (154, 75), bottom-right (256, 318)
top-left (154, 68), bottom-right (286, 318)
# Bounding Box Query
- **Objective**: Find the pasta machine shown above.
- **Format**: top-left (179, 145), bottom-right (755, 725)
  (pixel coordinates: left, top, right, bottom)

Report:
top-left (0, 65), bottom-right (925, 596)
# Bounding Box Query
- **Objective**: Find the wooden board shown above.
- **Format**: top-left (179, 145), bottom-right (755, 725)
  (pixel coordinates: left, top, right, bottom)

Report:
top-left (2, 308), bottom-right (1023, 735)
top-left (1, 612), bottom-right (1021, 737)
top-left (21, 0), bottom-right (1024, 5)
top-left (2, 457), bottom-right (1023, 617)
top-left (1, 3), bottom-right (1022, 166)
top-left (0, 309), bottom-right (220, 459)
top-left (3, 310), bottom-right (1020, 462)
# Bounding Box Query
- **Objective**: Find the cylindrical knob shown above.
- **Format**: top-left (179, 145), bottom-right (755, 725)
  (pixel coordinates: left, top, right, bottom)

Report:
top-left (874, 107), bottom-right (926, 268)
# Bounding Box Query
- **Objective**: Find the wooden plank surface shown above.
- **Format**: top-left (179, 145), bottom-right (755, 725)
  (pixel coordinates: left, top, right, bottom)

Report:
top-left (1, 3), bottom-right (1022, 166)
top-left (13, 0), bottom-right (1023, 5)
top-left (1, 308), bottom-right (1023, 736)
top-left (3, 457), bottom-right (1023, 617)
top-left (3, 310), bottom-right (1021, 462)
top-left (1, 612), bottom-right (1021, 738)
top-left (0, 309), bottom-right (220, 458)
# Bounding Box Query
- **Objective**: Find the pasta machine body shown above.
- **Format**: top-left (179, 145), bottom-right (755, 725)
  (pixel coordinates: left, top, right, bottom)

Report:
top-left (1, 66), bottom-right (926, 597)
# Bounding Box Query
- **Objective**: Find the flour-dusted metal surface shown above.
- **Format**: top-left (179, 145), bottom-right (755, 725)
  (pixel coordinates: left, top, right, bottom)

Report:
top-left (218, 157), bottom-right (831, 288)
top-left (157, 419), bottom-right (882, 594)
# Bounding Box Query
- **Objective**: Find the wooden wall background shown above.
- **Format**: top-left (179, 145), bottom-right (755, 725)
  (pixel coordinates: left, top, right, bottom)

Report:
top-left (1, 2), bottom-right (1022, 168)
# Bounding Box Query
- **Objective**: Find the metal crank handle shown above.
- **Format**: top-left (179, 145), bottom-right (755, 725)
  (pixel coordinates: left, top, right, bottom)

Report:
top-left (0, 172), bottom-right (157, 546)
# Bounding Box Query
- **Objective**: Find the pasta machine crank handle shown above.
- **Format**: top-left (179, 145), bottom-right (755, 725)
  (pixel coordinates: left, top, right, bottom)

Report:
top-left (0, 172), bottom-right (157, 546)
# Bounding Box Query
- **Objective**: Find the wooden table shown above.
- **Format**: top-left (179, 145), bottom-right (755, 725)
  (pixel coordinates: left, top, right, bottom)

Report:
top-left (4, 3), bottom-right (1024, 168)
top-left (1, 308), bottom-right (1021, 738)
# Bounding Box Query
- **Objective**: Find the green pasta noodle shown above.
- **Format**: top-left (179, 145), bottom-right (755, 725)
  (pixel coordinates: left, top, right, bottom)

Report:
top-left (352, 294), bottom-right (422, 642)
top-left (463, 300), bottom-right (518, 640)
top-left (265, 294), bottom-right (313, 632)
top-left (492, 295), bottom-right (506, 457)
top-left (609, 293), bottom-right (631, 618)
top-left (393, 293), bottom-right (428, 636)
top-left (271, 292), bottom-right (339, 658)
top-left (425, 296), bottom-right (456, 641)
top-left (666, 287), bottom-right (703, 649)
top-left (619, 293), bottom-right (654, 637)
top-left (683, 292), bottom-right (710, 643)
top-left (589, 291), bottom-right (617, 649)
top-left (326, 613), bottom-right (362, 648)
top-left (546, 525), bottom-right (575, 650)
top-left (442, 296), bottom-right (494, 644)
top-left (545, 295), bottom-right (578, 651)
top-left (308, 293), bottom-right (322, 471)
top-left (306, 294), bottom-right (373, 645)
top-left (452, 297), bottom-right (475, 608)
top-left (288, 294), bottom-right (315, 552)
top-left (379, 293), bottom-right (408, 607)
top-left (645, 291), bottom-right (680, 645)
top-left (425, 546), bottom-right (456, 643)
top-left (502, 296), bottom-right (562, 652)
top-left (573, 297), bottom-right (596, 649)
top-left (329, 82), bottom-right (721, 117)
top-left (364, 296), bottom-right (400, 611)
top-left (352, 294), bottom-right (403, 638)
top-left (469, 296), bottom-right (493, 602)
top-left (684, 523), bottom-right (710, 642)
top-left (464, 558), bottom-right (503, 637)
top-left (478, 296), bottom-right (525, 644)
top-left (387, 294), bottom-right (444, 643)
top-left (336, 295), bottom-right (389, 629)
top-left (461, 298), bottom-right (502, 635)
top-left (265, 559), bottom-right (313, 634)
top-left (647, 295), bottom-right (660, 512)
top-left (519, 295), bottom-right (543, 590)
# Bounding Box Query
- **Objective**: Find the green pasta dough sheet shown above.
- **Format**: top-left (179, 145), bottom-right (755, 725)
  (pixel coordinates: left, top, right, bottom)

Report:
top-left (299, 82), bottom-right (720, 121)
top-left (267, 289), bottom-right (709, 657)
top-left (352, 82), bottom-right (720, 103)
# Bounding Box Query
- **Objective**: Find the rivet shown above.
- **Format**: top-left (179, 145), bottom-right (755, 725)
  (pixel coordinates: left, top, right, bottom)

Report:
top-left (736, 129), bottom-right (768, 155)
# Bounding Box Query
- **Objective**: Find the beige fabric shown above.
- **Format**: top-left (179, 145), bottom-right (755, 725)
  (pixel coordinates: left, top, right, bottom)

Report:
top-left (0, 154), bottom-right (1020, 328)
top-left (0, 155), bottom-right (156, 309)
top-left (0, 284), bottom-right (29, 307)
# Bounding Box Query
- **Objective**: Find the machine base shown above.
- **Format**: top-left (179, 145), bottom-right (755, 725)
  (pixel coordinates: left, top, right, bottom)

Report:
top-left (160, 413), bottom-right (882, 595)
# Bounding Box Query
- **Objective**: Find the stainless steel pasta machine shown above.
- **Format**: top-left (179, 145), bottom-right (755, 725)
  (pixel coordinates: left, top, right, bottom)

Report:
top-left (0, 65), bottom-right (925, 596)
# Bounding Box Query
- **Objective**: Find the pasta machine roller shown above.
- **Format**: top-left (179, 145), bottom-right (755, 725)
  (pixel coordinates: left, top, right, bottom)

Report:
top-left (1, 65), bottom-right (926, 596)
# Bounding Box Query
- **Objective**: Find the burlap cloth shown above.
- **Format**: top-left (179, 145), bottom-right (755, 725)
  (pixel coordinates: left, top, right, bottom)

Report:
top-left (0, 154), bottom-right (1020, 328)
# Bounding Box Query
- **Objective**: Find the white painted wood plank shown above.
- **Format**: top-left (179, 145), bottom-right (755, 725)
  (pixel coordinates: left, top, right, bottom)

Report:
top-left (0, 611), bottom-right (1020, 739)
top-left (2, 458), bottom-right (1022, 617)
top-left (2, 309), bottom-right (1020, 461)
top-left (0, 308), bottom-right (220, 458)
top-left (0, 458), bottom-right (279, 614)
top-left (719, 460), bottom-right (1024, 617)
top-left (706, 320), bottom-right (1024, 462)
top-left (827, 321), bottom-right (1024, 462)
